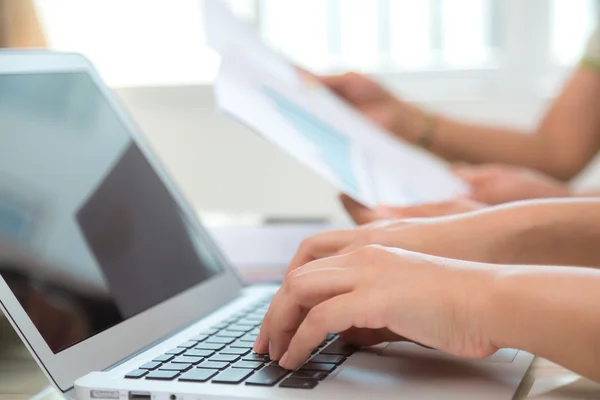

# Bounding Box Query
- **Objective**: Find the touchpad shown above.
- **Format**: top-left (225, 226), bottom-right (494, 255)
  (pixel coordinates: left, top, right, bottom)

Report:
top-left (380, 342), bottom-right (518, 364)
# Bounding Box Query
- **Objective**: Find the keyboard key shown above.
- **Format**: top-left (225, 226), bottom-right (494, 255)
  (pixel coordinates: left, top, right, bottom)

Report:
top-left (198, 361), bottom-right (229, 370)
top-left (291, 370), bottom-right (328, 380)
top-left (195, 343), bottom-right (225, 351)
top-left (212, 368), bottom-right (254, 384)
top-left (212, 323), bottom-right (230, 330)
top-left (207, 337), bottom-right (235, 345)
top-left (172, 356), bottom-right (203, 365)
top-left (177, 341), bottom-right (198, 349)
top-left (250, 328), bottom-right (261, 335)
top-left (165, 348), bottom-right (186, 356)
top-left (146, 370), bottom-right (179, 381)
top-left (229, 341), bottom-right (253, 349)
top-left (280, 377), bottom-right (319, 389)
top-left (209, 354), bottom-right (240, 363)
top-left (245, 366), bottom-right (289, 386)
top-left (248, 313), bottom-right (265, 320)
top-left (139, 362), bottom-right (161, 370)
top-left (216, 331), bottom-right (244, 339)
top-left (221, 347), bottom-right (251, 356)
top-left (232, 360), bottom-right (263, 370)
top-left (236, 319), bottom-right (260, 327)
top-left (178, 369), bottom-right (218, 382)
top-left (185, 349), bottom-right (215, 358)
top-left (227, 325), bottom-right (253, 333)
top-left (326, 333), bottom-right (337, 341)
top-left (240, 334), bottom-right (258, 342)
top-left (321, 340), bottom-right (357, 356)
top-left (300, 363), bottom-right (336, 373)
top-left (242, 353), bottom-right (270, 362)
top-left (153, 354), bottom-right (174, 363)
top-left (310, 355), bottom-right (345, 364)
top-left (159, 363), bottom-right (192, 372)
top-left (201, 329), bottom-right (219, 336)
top-left (189, 334), bottom-right (209, 342)
top-left (125, 369), bottom-right (148, 379)
top-left (318, 340), bottom-right (329, 348)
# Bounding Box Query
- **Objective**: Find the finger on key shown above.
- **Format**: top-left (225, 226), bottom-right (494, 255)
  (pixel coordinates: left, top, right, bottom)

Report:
top-left (269, 258), bottom-right (357, 361)
top-left (256, 233), bottom-right (353, 353)
top-left (279, 293), bottom-right (359, 370)
top-left (254, 287), bottom-right (284, 353)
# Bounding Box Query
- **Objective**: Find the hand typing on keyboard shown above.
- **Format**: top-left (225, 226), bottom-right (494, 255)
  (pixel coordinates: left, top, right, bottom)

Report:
top-left (125, 297), bottom-right (352, 389)
top-left (254, 246), bottom-right (500, 371)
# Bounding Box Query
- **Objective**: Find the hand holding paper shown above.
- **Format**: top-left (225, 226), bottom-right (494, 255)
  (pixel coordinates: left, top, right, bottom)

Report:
top-left (204, 1), bottom-right (468, 207)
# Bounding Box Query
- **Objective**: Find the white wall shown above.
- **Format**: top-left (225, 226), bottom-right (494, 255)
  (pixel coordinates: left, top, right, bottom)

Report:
top-left (114, 82), bottom-right (600, 224)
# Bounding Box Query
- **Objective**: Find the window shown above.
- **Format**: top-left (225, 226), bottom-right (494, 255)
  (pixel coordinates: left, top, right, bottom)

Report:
top-left (260, 0), bottom-right (496, 71)
top-left (551, 0), bottom-right (597, 65)
top-left (35, 0), bottom-right (599, 98)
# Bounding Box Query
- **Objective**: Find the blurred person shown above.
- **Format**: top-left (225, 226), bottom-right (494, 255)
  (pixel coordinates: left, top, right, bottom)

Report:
top-left (0, 0), bottom-right (46, 48)
top-left (322, 26), bottom-right (600, 223)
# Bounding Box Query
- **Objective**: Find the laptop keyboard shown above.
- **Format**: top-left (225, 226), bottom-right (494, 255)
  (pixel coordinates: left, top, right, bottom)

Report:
top-left (125, 297), bottom-right (356, 389)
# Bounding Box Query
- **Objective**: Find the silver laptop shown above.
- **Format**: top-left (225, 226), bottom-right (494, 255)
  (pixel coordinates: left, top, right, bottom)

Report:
top-left (0, 51), bottom-right (534, 400)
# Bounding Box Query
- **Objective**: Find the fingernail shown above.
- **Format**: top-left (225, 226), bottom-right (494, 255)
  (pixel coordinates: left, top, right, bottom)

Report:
top-left (280, 352), bottom-right (290, 369)
top-left (269, 341), bottom-right (274, 359)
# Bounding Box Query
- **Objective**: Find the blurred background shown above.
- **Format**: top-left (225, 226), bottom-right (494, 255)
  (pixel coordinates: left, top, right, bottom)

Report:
top-left (8, 0), bottom-right (600, 224)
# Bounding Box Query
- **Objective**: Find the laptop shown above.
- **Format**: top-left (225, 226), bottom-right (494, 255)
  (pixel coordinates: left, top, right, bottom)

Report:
top-left (0, 51), bottom-right (534, 400)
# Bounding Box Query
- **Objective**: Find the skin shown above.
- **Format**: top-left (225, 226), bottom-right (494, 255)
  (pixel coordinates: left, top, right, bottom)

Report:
top-left (323, 70), bottom-right (600, 220)
top-left (340, 163), bottom-right (600, 225)
top-left (320, 67), bottom-right (600, 181)
top-left (254, 198), bottom-right (600, 382)
top-left (255, 247), bottom-right (600, 382)
top-left (339, 193), bottom-right (484, 224)
top-left (292, 198), bottom-right (600, 269)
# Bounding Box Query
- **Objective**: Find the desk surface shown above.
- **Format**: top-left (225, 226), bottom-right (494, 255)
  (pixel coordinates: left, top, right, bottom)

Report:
top-left (2, 261), bottom-right (600, 400)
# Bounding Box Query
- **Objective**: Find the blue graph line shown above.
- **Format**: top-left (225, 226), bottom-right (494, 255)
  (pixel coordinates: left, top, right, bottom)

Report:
top-left (262, 87), bottom-right (360, 195)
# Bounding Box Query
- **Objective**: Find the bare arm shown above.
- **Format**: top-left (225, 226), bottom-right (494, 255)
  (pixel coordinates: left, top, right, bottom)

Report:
top-left (488, 266), bottom-right (600, 381)
top-left (256, 244), bottom-right (600, 382)
top-left (285, 198), bottom-right (600, 269)
top-left (469, 198), bottom-right (600, 267)
top-left (426, 67), bottom-right (600, 180)
top-left (323, 67), bottom-right (600, 181)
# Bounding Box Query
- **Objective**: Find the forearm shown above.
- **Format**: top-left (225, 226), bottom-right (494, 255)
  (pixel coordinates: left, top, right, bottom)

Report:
top-left (573, 189), bottom-right (600, 197)
top-left (423, 68), bottom-right (600, 180)
top-left (450, 198), bottom-right (600, 267)
top-left (426, 117), bottom-right (551, 171)
top-left (486, 266), bottom-right (600, 382)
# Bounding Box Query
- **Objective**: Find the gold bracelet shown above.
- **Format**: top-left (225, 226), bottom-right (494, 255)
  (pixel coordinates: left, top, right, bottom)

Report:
top-left (416, 112), bottom-right (438, 149)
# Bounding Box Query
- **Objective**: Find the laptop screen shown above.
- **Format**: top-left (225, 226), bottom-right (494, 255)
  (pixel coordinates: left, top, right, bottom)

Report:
top-left (0, 72), bottom-right (224, 353)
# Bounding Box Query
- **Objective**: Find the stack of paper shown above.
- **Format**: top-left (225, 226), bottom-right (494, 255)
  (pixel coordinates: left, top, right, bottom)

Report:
top-left (203, 0), bottom-right (468, 208)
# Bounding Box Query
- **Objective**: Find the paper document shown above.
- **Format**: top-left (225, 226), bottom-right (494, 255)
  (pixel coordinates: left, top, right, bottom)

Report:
top-left (204, 1), bottom-right (468, 207)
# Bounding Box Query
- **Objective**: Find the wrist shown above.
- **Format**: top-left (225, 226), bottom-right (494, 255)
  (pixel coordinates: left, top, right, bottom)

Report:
top-left (480, 266), bottom-right (524, 351)
top-left (388, 100), bottom-right (427, 143)
top-left (494, 199), bottom-right (599, 266)
top-left (455, 201), bottom-right (562, 265)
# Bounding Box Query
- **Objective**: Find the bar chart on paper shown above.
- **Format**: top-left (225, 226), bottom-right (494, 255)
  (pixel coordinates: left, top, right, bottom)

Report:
top-left (261, 87), bottom-right (363, 198)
